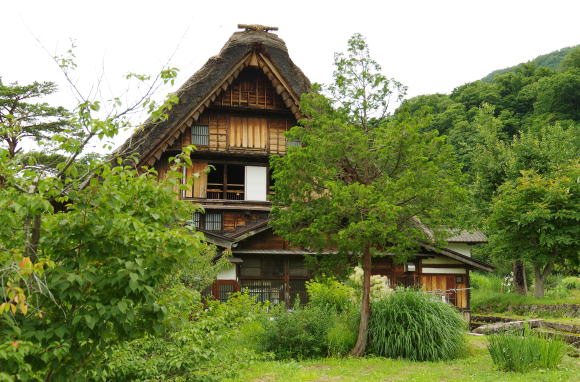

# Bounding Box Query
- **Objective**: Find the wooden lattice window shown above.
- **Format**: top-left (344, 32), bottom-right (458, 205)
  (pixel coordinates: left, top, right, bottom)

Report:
top-left (205, 212), bottom-right (222, 231)
top-left (192, 211), bottom-right (222, 231)
top-left (193, 212), bottom-right (201, 229)
top-left (240, 279), bottom-right (284, 304)
top-left (192, 125), bottom-right (209, 146)
top-left (211, 280), bottom-right (240, 302)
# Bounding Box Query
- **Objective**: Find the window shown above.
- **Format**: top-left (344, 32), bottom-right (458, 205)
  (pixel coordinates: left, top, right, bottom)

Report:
top-left (193, 212), bottom-right (201, 228)
top-left (289, 258), bottom-right (308, 277)
top-left (192, 211), bottom-right (222, 231)
top-left (238, 256), bottom-right (310, 306)
top-left (206, 163), bottom-right (245, 200)
top-left (192, 125), bottom-right (209, 146)
top-left (205, 213), bottom-right (222, 231)
top-left (287, 139), bottom-right (301, 147)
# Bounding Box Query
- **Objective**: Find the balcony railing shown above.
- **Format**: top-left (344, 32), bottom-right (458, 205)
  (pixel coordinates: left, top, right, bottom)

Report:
top-left (206, 183), bottom-right (245, 200)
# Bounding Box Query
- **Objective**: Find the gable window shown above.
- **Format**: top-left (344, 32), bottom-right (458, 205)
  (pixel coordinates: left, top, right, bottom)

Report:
top-left (192, 211), bottom-right (222, 231)
top-left (192, 125), bottom-right (209, 146)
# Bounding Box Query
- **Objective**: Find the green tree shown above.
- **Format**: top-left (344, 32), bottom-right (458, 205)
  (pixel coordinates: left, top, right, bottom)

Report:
top-left (533, 69), bottom-right (580, 120)
top-left (470, 106), bottom-right (579, 293)
top-left (0, 52), bottom-right (213, 380)
top-left (487, 163), bottom-right (580, 298)
top-left (271, 34), bottom-right (465, 356)
top-left (559, 46), bottom-right (580, 71)
top-left (0, 80), bottom-right (69, 159)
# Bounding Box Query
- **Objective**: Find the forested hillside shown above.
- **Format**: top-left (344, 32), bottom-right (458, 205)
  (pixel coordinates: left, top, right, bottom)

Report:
top-left (481, 45), bottom-right (579, 82)
top-left (393, 45), bottom-right (579, 289)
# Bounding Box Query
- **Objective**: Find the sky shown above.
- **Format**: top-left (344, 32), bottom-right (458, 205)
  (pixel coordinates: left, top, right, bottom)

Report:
top-left (2, 0), bottom-right (579, 150)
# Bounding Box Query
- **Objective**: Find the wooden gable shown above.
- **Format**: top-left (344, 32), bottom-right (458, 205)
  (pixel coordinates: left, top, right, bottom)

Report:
top-left (212, 67), bottom-right (287, 111)
top-left (168, 65), bottom-right (296, 155)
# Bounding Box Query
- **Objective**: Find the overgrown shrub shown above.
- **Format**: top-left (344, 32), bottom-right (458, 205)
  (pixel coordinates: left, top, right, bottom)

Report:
top-left (487, 326), bottom-right (567, 372)
top-left (368, 289), bottom-right (466, 361)
top-left (326, 308), bottom-right (359, 356)
top-left (471, 272), bottom-right (503, 292)
top-left (258, 305), bottom-right (332, 360)
top-left (561, 276), bottom-right (580, 290)
top-left (306, 278), bottom-right (355, 313)
top-left (104, 292), bottom-right (270, 381)
top-left (305, 278), bottom-right (360, 356)
top-left (471, 291), bottom-right (529, 313)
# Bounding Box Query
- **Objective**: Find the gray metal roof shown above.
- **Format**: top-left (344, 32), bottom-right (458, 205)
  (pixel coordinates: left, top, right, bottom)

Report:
top-left (446, 230), bottom-right (488, 243)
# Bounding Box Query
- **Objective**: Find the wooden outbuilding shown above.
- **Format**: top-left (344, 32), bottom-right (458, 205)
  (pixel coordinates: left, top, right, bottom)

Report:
top-left (117, 26), bottom-right (494, 319)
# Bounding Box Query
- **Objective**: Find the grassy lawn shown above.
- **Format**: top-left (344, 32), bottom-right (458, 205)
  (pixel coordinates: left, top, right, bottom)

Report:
top-left (232, 337), bottom-right (579, 382)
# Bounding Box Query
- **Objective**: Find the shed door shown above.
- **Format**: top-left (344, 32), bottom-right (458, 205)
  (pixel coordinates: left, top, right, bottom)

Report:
top-left (245, 166), bottom-right (267, 201)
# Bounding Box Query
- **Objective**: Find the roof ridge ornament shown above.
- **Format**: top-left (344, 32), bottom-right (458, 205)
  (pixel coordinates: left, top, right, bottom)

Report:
top-left (238, 24), bottom-right (279, 32)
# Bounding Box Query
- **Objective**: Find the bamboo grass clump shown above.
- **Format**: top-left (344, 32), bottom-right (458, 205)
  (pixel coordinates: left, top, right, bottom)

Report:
top-left (487, 324), bottom-right (567, 372)
top-left (368, 289), bottom-right (466, 361)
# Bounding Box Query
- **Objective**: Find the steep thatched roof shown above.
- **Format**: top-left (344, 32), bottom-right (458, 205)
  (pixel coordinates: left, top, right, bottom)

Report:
top-left (116, 30), bottom-right (311, 166)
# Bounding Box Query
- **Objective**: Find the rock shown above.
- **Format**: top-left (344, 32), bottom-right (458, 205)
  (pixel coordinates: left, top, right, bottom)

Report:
top-left (472, 319), bottom-right (544, 334)
top-left (541, 321), bottom-right (580, 334)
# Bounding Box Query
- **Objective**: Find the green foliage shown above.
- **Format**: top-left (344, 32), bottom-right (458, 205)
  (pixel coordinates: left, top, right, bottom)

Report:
top-left (326, 308), bottom-right (359, 356)
top-left (471, 273), bottom-right (580, 315)
top-left (472, 292), bottom-right (530, 314)
top-left (560, 47), bottom-right (580, 71)
top-left (0, 340), bottom-right (41, 382)
top-left (305, 279), bottom-right (359, 356)
top-left (0, 79), bottom-right (70, 157)
top-left (561, 276), bottom-right (580, 290)
top-left (306, 278), bottom-right (355, 313)
top-left (105, 293), bottom-right (270, 382)
top-left (487, 163), bottom-right (580, 297)
top-left (272, 70), bottom-right (465, 264)
top-left (470, 272), bottom-right (504, 293)
top-left (367, 290), bottom-right (466, 361)
top-left (0, 51), bottom-right (215, 380)
top-left (0, 162), bottom-right (217, 380)
top-left (533, 69), bottom-right (580, 120)
top-left (258, 305), bottom-right (333, 360)
top-left (482, 45), bottom-right (579, 82)
top-left (487, 327), bottom-right (567, 372)
top-left (273, 34), bottom-right (466, 355)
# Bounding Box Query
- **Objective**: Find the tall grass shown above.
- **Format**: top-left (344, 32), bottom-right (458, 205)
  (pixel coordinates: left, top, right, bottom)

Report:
top-left (471, 272), bottom-right (504, 292)
top-left (368, 289), bottom-right (466, 361)
top-left (471, 272), bottom-right (580, 315)
top-left (487, 326), bottom-right (567, 372)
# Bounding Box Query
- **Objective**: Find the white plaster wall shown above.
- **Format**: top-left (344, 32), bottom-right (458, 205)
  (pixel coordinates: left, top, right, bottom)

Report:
top-left (445, 243), bottom-right (472, 257)
top-left (216, 264), bottom-right (237, 280)
top-left (421, 255), bottom-right (462, 265)
top-left (422, 267), bottom-right (466, 274)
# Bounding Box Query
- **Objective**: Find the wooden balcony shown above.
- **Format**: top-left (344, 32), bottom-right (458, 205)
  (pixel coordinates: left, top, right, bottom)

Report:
top-left (206, 183), bottom-right (245, 200)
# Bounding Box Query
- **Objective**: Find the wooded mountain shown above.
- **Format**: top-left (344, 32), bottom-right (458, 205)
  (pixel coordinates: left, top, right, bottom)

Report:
top-left (482, 45), bottom-right (579, 82)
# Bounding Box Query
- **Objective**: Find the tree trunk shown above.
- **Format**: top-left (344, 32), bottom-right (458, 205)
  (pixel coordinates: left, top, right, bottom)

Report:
top-left (350, 246), bottom-right (372, 356)
top-left (533, 257), bottom-right (554, 299)
top-left (24, 215), bottom-right (42, 262)
top-left (533, 265), bottom-right (545, 298)
top-left (512, 261), bottom-right (527, 296)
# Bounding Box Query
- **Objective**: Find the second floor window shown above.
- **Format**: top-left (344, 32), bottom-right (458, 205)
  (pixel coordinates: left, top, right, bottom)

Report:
top-left (192, 125), bottom-right (209, 146)
top-left (192, 212), bottom-right (222, 231)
